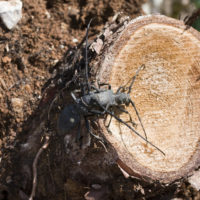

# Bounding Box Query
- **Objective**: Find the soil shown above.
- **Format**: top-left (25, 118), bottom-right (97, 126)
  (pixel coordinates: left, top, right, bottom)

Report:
top-left (0, 0), bottom-right (200, 200)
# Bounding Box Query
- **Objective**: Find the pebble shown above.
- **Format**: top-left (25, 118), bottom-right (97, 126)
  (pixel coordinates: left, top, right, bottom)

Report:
top-left (72, 38), bottom-right (78, 43)
top-left (45, 10), bottom-right (51, 19)
top-left (0, 78), bottom-right (7, 90)
top-left (0, 0), bottom-right (23, 30)
top-left (2, 56), bottom-right (11, 63)
top-left (11, 97), bottom-right (23, 112)
top-left (91, 184), bottom-right (102, 190)
top-left (24, 84), bottom-right (32, 93)
top-left (188, 170), bottom-right (200, 190)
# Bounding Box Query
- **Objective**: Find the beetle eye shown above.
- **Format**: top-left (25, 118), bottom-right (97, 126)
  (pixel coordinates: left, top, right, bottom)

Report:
top-left (125, 97), bottom-right (130, 105)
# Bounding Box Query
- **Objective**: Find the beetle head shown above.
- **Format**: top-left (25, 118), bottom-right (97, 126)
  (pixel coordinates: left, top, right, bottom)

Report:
top-left (115, 93), bottom-right (130, 105)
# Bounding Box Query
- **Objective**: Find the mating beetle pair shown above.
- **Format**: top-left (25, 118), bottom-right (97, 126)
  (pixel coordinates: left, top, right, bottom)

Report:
top-left (57, 20), bottom-right (165, 155)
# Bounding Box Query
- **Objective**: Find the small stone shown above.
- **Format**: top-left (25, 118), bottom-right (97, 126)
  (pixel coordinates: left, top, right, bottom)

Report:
top-left (68, 7), bottom-right (79, 17)
top-left (24, 84), bottom-right (32, 93)
top-left (0, 77), bottom-right (7, 90)
top-left (53, 59), bottom-right (59, 64)
top-left (61, 22), bottom-right (67, 31)
top-left (2, 56), bottom-right (11, 63)
top-left (60, 44), bottom-right (65, 49)
top-left (11, 97), bottom-right (23, 112)
top-left (5, 43), bottom-right (9, 52)
top-left (0, 0), bottom-right (22, 30)
top-left (188, 170), bottom-right (200, 190)
top-left (72, 38), bottom-right (78, 43)
top-left (91, 38), bottom-right (103, 54)
top-left (91, 184), bottom-right (101, 190)
top-left (45, 10), bottom-right (50, 19)
top-left (84, 186), bottom-right (109, 200)
top-left (10, 129), bottom-right (16, 137)
top-left (35, 81), bottom-right (40, 88)
top-left (6, 176), bottom-right (12, 184)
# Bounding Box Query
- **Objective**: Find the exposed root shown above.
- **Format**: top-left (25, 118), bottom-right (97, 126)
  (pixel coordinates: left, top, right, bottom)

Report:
top-left (29, 136), bottom-right (50, 200)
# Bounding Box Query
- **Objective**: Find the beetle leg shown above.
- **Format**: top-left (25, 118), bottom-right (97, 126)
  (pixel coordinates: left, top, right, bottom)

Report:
top-left (89, 109), bottom-right (113, 134)
top-left (90, 85), bottom-right (106, 93)
top-left (129, 99), bottom-right (148, 141)
top-left (71, 92), bottom-right (79, 103)
top-left (106, 113), bottom-right (113, 128)
top-left (76, 119), bottom-right (81, 142)
top-left (116, 86), bottom-right (126, 94)
top-left (97, 81), bottom-right (111, 90)
top-left (81, 82), bottom-right (87, 96)
top-left (88, 101), bottom-right (110, 115)
top-left (89, 109), bottom-right (105, 115)
top-left (106, 107), bottom-right (137, 131)
top-left (117, 106), bottom-right (137, 128)
top-left (84, 117), bottom-right (104, 141)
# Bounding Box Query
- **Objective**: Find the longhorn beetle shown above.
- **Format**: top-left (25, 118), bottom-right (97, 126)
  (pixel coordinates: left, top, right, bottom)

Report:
top-left (58, 20), bottom-right (165, 156)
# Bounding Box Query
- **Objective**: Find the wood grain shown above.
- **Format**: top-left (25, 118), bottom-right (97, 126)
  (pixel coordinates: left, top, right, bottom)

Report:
top-left (97, 14), bottom-right (200, 183)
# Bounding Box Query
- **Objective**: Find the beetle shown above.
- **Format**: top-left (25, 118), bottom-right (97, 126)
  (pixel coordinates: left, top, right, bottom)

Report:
top-left (57, 20), bottom-right (165, 155)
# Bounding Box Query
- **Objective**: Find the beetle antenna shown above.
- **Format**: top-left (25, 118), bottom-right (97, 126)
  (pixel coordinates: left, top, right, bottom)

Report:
top-left (85, 19), bottom-right (93, 94)
top-left (107, 110), bottom-right (165, 155)
top-left (95, 102), bottom-right (165, 155)
top-left (128, 64), bottom-right (145, 94)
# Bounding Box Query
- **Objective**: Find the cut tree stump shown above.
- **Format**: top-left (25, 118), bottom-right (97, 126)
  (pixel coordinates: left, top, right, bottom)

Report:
top-left (94, 14), bottom-right (200, 183)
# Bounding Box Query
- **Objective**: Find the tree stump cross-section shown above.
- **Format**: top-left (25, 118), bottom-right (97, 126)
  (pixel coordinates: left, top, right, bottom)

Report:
top-left (96, 14), bottom-right (200, 183)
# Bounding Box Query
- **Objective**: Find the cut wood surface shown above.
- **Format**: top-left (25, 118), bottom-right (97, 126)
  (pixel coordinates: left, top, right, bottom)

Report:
top-left (97, 14), bottom-right (200, 183)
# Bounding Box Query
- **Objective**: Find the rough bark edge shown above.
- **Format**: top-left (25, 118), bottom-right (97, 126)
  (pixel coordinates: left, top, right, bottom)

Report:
top-left (94, 14), bottom-right (200, 184)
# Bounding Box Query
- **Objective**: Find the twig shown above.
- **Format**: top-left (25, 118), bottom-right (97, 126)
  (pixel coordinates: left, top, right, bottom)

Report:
top-left (8, 78), bottom-right (26, 90)
top-left (98, 140), bottom-right (108, 153)
top-left (29, 136), bottom-right (50, 200)
top-left (184, 8), bottom-right (200, 28)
